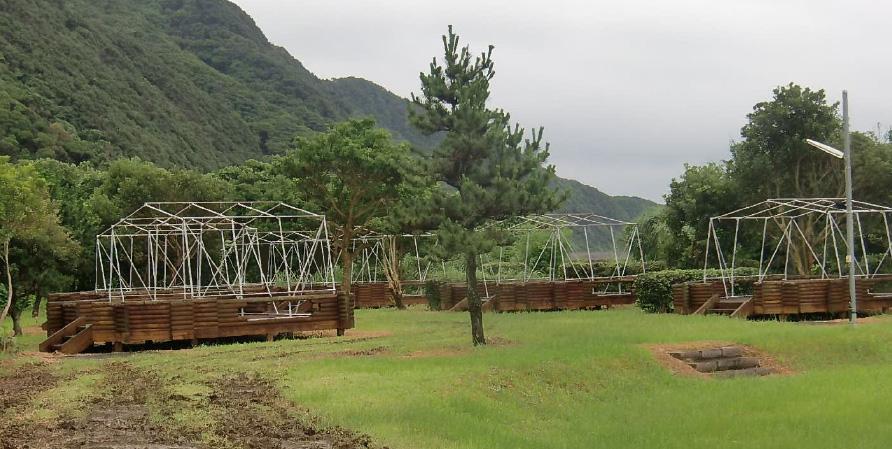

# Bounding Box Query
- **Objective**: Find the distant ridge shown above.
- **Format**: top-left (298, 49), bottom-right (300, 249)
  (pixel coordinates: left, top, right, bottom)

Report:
top-left (0, 0), bottom-right (657, 219)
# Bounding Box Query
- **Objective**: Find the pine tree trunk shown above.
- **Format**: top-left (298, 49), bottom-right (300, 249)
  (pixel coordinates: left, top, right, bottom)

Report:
top-left (465, 253), bottom-right (486, 346)
top-left (1, 240), bottom-right (13, 326)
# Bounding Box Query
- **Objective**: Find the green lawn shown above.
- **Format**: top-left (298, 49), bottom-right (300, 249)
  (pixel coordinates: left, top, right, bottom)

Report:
top-left (6, 307), bottom-right (892, 448)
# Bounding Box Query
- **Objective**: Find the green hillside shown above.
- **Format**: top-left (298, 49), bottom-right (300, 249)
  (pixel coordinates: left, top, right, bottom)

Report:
top-left (0, 0), bottom-right (432, 168)
top-left (0, 0), bottom-right (655, 219)
top-left (554, 178), bottom-right (658, 221)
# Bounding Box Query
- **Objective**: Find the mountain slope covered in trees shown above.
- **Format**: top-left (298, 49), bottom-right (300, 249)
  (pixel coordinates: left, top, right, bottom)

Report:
top-left (0, 0), bottom-right (656, 217)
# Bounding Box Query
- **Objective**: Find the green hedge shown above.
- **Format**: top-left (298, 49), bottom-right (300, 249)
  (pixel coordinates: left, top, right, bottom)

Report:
top-left (564, 260), bottom-right (666, 278)
top-left (423, 280), bottom-right (442, 311)
top-left (633, 268), bottom-right (758, 313)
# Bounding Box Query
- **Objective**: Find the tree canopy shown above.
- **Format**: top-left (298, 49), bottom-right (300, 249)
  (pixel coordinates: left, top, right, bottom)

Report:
top-left (276, 118), bottom-right (428, 305)
top-left (0, 158), bottom-right (74, 329)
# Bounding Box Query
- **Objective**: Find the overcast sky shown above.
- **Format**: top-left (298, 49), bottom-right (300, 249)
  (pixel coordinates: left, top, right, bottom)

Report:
top-left (232, 0), bottom-right (890, 202)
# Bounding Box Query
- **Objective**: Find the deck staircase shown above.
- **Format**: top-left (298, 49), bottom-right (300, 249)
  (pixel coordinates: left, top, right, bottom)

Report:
top-left (39, 317), bottom-right (94, 354)
top-left (693, 295), bottom-right (753, 318)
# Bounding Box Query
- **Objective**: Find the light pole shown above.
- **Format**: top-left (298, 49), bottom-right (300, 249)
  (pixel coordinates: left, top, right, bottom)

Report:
top-left (805, 90), bottom-right (856, 324)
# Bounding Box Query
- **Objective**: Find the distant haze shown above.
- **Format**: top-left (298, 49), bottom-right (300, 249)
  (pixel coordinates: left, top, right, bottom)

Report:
top-left (232, 0), bottom-right (891, 201)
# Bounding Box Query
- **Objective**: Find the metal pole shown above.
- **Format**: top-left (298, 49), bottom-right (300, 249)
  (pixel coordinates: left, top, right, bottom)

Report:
top-left (843, 90), bottom-right (856, 324)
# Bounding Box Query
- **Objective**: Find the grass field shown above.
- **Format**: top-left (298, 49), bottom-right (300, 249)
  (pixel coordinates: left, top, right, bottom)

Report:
top-left (4, 307), bottom-right (892, 448)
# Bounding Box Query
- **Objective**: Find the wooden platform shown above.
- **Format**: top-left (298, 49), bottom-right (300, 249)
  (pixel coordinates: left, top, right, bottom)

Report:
top-left (673, 277), bottom-right (892, 318)
top-left (440, 278), bottom-right (636, 312)
top-left (42, 288), bottom-right (354, 354)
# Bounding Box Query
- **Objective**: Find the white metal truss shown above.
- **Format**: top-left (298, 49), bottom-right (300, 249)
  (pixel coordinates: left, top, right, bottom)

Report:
top-left (705, 198), bottom-right (892, 297)
top-left (484, 213), bottom-right (646, 289)
top-left (347, 232), bottom-right (440, 283)
top-left (95, 202), bottom-right (336, 301)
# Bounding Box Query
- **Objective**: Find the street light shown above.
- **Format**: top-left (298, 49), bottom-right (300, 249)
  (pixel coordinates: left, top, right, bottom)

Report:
top-left (805, 90), bottom-right (855, 324)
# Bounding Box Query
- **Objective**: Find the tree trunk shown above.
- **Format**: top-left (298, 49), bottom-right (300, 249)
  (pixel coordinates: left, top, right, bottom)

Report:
top-left (1, 240), bottom-right (13, 326)
top-left (10, 308), bottom-right (22, 336)
top-left (32, 287), bottom-right (44, 319)
top-left (465, 253), bottom-right (486, 346)
top-left (383, 236), bottom-right (405, 310)
top-left (341, 248), bottom-right (353, 297)
top-left (337, 246), bottom-right (354, 337)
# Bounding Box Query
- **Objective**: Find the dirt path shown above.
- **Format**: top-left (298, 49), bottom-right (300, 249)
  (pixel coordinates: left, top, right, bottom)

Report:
top-left (0, 361), bottom-right (378, 449)
top-left (0, 361), bottom-right (61, 449)
top-left (209, 372), bottom-right (375, 449)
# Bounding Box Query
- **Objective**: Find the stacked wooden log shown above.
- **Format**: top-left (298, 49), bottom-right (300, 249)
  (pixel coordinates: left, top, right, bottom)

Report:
top-left (688, 282), bottom-right (719, 312)
top-left (435, 283), bottom-right (452, 310)
top-left (352, 283), bottom-right (390, 308)
top-left (781, 281), bottom-right (799, 315)
top-left (495, 283), bottom-right (518, 311)
top-left (170, 301), bottom-right (195, 341)
top-left (827, 278), bottom-right (849, 313)
top-left (565, 280), bottom-right (590, 310)
top-left (552, 281), bottom-right (568, 310)
top-left (672, 283), bottom-right (690, 314)
top-left (797, 279), bottom-right (830, 313)
top-left (758, 281), bottom-right (784, 315)
top-left (525, 281), bottom-right (554, 311)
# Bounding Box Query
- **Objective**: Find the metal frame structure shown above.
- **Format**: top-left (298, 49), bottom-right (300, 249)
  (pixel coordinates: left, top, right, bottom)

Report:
top-left (347, 213), bottom-right (646, 286)
top-left (96, 202), bottom-right (336, 301)
top-left (485, 213), bottom-right (646, 285)
top-left (349, 233), bottom-right (440, 284)
top-left (705, 198), bottom-right (892, 297)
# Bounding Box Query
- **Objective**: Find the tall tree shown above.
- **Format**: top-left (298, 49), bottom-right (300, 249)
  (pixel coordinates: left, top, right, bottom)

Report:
top-left (0, 158), bottom-right (73, 328)
top-left (729, 84), bottom-right (841, 274)
top-left (275, 119), bottom-right (422, 317)
top-left (410, 26), bottom-right (563, 345)
top-left (661, 163), bottom-right (739, 268)
top-left (730, 83), bottom-right (841, 200)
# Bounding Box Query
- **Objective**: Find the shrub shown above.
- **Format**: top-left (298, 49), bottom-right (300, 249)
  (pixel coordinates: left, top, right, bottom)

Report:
top-left (634, 268), bottom-right (757, 313)
top-left (423, 280), bottom-right (442, 311)
top-left (564, 260), bottom-right (667, 278)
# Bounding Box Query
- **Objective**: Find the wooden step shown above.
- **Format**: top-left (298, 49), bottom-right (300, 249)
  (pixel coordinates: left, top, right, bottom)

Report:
top-left (56, 324), bottom-right (94, 355)
top-left (707, 308), bottom-right (738, 314)
top-left (39, 316), bottom-right (86, 352)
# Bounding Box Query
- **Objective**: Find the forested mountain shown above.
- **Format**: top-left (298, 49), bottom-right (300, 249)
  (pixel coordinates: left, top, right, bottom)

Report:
top-left (0, 0), bottom-right (656, 218)
top-left (553, 178), bottom-right (658, 221)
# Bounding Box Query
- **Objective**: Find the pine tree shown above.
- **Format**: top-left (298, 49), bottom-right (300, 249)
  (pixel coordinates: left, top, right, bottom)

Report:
top-left (410, 26), bottom-right (564, 345)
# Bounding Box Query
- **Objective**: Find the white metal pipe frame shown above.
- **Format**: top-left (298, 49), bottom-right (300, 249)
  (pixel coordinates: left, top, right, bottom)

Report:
top-left (95, 201), bottom-right (336, 301)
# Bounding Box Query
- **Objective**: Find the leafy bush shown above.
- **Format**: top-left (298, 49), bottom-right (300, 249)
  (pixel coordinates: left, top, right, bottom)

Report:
top-left (634, 268), bottom-right (757, 313)
top-left (423, 280), bottom-right (442, 311)
top-left (565, 260), bottom-right (667, 277)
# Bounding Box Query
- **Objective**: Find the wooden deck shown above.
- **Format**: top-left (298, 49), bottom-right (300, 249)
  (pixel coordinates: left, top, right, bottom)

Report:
top-left (673, 277), bottom-right (892, 318)
top-left (443, 278), bottom-right (636, 312)
top-left (352, 278), bottom-right (637, 311)
top-left (42, 288), bottom-right (353, 354)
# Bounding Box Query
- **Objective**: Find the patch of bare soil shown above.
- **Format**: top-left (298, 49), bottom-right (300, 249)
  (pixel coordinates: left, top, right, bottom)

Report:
top-left (295, 330), bottom-right (392, 340)
top-left (0, 362), bottom-right (57, 410)
top-left (0, 362), bottom-right (60, 449)
top-left (401, 348), bottom-right (467, 359)
top-left (643, 341), bottom-right (793, 378)
top-left (210, 372), bottom-right (377, 449)
top-left (25, 361), bottom-right (192, 449)
top-left (3, 361), bottom-right (379, 449)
